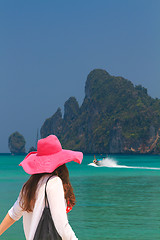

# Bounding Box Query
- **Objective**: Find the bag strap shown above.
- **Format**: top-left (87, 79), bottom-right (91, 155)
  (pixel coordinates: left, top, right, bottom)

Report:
top-left (44, 175), bottom-right (54, 207)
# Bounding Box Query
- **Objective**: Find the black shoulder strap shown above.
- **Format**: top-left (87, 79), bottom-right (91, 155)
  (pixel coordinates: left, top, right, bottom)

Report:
top-left (45, 175), bottom-right (54, 207)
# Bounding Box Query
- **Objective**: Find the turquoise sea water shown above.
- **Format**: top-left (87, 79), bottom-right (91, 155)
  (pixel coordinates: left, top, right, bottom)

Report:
top-left (0, 154), bottom-right (160, 240)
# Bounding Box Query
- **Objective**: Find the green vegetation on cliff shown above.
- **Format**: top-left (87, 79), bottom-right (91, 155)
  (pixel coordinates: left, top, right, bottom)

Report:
top-left (40, 69), bottom-right (160, 154)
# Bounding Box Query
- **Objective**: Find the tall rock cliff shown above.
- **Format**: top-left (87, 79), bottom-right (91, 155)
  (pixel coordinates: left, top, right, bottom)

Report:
top-left (40, 69), bottom-right (160, 154)
top-left (63, 97), bottom-right (80, 123)
top-left (40, 108), bottom-right (63, 138)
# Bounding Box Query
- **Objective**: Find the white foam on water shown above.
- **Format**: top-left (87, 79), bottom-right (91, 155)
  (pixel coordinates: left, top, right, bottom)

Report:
top-left (88, 157), bottom-right (160, 170)
top-left (88, 163), bottom-right (99, 167)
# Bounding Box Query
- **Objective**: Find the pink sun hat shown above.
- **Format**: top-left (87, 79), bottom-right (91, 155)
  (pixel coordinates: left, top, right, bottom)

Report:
top-left (19, 135), bottom-right (83, 174)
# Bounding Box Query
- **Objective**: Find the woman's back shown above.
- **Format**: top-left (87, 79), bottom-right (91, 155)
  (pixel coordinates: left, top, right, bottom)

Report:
top-left (9, 175), bottom-right (78, 240)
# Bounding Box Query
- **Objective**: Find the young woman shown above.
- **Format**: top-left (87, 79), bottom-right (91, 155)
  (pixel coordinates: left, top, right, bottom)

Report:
top-left (0, 135), bottom-right (83, 240)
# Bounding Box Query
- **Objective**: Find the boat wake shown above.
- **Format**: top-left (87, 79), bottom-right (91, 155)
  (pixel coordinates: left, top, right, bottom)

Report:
top-left (88, 158), bottom-right (160, 170)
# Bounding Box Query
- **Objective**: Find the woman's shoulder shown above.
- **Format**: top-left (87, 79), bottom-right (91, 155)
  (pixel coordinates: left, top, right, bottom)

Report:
top-left (46, 175), bottom-right (63, 191)
top-left (37, 175), bottom-right (62, 190)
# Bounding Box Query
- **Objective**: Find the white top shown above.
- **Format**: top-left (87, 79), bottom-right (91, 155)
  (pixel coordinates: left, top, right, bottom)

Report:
top-left (8, 175), bottom-right (78, 240)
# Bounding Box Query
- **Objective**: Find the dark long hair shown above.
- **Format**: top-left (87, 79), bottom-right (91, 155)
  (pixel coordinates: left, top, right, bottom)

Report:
top-left (19, 164), bottom-right (76, 212)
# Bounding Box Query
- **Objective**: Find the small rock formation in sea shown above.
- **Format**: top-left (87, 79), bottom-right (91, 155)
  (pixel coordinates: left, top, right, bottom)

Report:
top-left (8, 132), bottom-right (26, 154)
top-left (28, 146), bottom-right (37, 153)
top-left (40, 69), bottom-right (160, 154)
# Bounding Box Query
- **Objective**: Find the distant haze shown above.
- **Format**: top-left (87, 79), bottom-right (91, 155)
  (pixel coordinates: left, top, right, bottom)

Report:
top-left (0, 0), bottom-right (160, 153)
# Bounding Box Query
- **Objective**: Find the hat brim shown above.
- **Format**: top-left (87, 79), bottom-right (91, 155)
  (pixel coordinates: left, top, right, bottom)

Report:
top-left (19, 149), bottom-right (83, 175)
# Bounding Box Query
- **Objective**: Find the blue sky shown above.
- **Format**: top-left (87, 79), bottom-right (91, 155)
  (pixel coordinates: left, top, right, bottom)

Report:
top-left (0, 0), bottom-right (160, 152)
